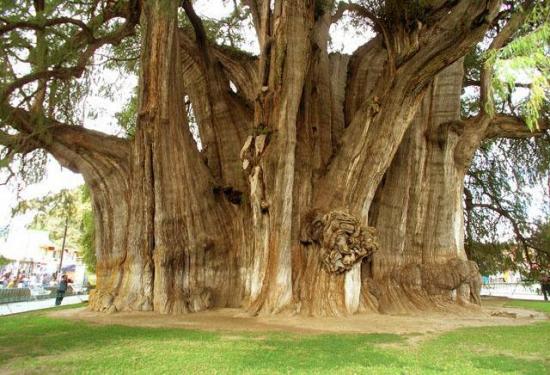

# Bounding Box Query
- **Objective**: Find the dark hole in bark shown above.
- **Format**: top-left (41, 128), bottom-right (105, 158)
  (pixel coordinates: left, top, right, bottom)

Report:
top-left (379, 173), bottom-right (387, 188)
top-left (473, 10), bottom-right (490, 27)
top-left (223, 186), bottom-right (243, 205)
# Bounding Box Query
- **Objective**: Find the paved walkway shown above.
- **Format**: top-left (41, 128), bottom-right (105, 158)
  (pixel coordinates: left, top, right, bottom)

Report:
top-left (0, 294), bottom-right (89, 316)
top-left (481, 282), bottom-right (545, 301)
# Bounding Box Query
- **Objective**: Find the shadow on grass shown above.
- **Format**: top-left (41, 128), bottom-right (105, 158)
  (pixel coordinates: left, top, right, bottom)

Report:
top-left (0, 312), bottom-right (217, 366)
top-left (504, 300), bottom-right (550, 316)
top-left (0, 307), bottom-right (406, 373)
top-left (228, 333), bottom-right (406, 372)
top-left (472, 354), bottom-right (548, 375)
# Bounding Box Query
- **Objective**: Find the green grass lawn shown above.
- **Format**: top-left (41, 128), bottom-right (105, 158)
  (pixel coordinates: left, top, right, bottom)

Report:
top-left (0, 301), bottom-right (549, 374)
top-left (504, 299), bottom-right (550, 315)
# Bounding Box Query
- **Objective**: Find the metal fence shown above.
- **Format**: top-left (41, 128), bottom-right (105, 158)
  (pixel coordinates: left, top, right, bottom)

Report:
top-left (481, 282), bottom-right (545, 301)
top-left (0, 286), bottom-right (88, 304)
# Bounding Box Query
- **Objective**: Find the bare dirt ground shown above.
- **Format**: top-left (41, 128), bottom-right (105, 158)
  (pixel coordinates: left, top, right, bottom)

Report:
top-left (50, 297), bottom-right (547, 337)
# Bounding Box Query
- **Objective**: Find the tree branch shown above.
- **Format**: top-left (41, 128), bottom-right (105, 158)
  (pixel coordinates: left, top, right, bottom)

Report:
top-left (471, 202), bottom-right (550, 257)
top-left (178, 27), bottom-right (257, 104)
top-left (399, 1), bottom-right (501, 92)
top-left (333, 2), bottom-right (394, 74)
top-left (3, 105), bottom-right (130, 164)
top-left (241, 0), bottom-right (268, 47)
top-left (177, 28), bottom-right (252, 190)
top-left (0, 129), bottom-right (40, 154)
top-left (0, 2), bottom-right (140, 103)
top-left (331, 2), bottom-right (386, 37)
top-left (484, 114), bottom-right (549, 139)
top-left (210, 45), bottom-right (259, 103)
top-left (463, 78), bottom-right (531, 89)
top-left (455, 1), bottom-right (536, 168)
top-left (0, 16), bottom-right (94, 38)
top-left (181, 0), bottom-right (208, 48)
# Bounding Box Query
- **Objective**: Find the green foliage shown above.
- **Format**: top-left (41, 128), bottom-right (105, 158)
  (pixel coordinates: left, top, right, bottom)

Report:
top-left (0, 0), bottom-right (120, 123)
top-left (179, 1), bottom-right (255, 50)
top-left (79, 186), bottom-right (96, 273)
top-left (462, 1), bottom-right (549, 129)
top-left (465, 135), bottom-right (550, 276)
top-left (115, 91), bottom-right (138, 139)
top-left (527, 220), bottom-right (550, 278)
top-left (0, 148), bottom-right (48, 192)
top-left (491, 2), bottom-right (549, 130)
top-left (1, 302), bottom-right (549, 374)
top-left (13, 185), bottom-right (95, 272)
top-left (468, 241), bottom-right (514, 276)
top-left (0, 0), bottom-right (140, 187)
top-left (0, 255), bottom-right (10, 267)
top-left (464, 1), bottom-right (550, 276)
top-left (14, 188), bottom-right (79, 247)
top-left (354, 0), bottom-right (436, 30)
top-left (104, 31), bottom-right (141, 75)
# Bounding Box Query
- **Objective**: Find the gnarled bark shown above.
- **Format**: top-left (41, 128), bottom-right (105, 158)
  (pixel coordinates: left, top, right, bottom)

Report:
top-left (87, 0), bottom-right (241, 314)
top-left (368, 61), bottom-right (481, 313)
top-left (4, 0), bottom-right (521, 317)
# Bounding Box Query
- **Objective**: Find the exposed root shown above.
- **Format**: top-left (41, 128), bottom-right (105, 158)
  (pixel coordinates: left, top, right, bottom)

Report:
top-left (365, 257), bottom-right (482, 314)
top-left (89, 289), bottom-right (116, 313)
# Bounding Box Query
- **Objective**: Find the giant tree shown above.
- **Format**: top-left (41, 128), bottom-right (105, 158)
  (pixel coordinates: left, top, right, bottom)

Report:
top-left (0, 0), bottom-right (547, 315)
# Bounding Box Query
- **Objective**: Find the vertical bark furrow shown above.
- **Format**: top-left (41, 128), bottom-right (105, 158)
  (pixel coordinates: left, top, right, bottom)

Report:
top-left (344, 38), bottom-right (387, 126)
top-left (328, 53), bottom-right (350, 150)
top-left (367, 60), bottom-right (480, 312)
top-left (41, 138), bottom-right (132, 313)
top-left (86, 0), bottom-right (242, 314)
top-left (247, 0), bottom-right (316, 314)
top-left (179, 31), bottom-right (252, 193)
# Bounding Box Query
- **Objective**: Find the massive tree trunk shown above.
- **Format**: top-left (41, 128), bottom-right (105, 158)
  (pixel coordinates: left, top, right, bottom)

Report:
top-left (363, 0), bottom-right (538, 314)
top-left (87, 0), bottom-right (243, 313)
top-left (14, 0), bottom-right (507, 316)
top-left (367, 61), bottom-right (482, 314)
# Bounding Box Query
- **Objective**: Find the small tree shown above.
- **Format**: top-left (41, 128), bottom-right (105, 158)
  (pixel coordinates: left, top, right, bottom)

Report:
top-left (13, 186), bottom-right (95, 272)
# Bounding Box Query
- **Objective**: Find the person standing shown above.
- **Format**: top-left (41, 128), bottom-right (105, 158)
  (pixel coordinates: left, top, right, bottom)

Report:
top-left (55, 275), bottom-right (69, 306)
top-left (541, 273), bottom-right (550, 302)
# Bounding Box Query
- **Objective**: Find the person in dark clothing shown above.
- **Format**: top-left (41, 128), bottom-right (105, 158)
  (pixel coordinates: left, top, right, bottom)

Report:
top-left (541, 273), bottom-right (550, 302)
top-left (55, 275), bottom-right (69, 306)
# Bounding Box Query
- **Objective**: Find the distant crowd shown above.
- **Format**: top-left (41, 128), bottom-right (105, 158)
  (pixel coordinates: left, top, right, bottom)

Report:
top-left (0, 270), bottom-right (59, 289)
